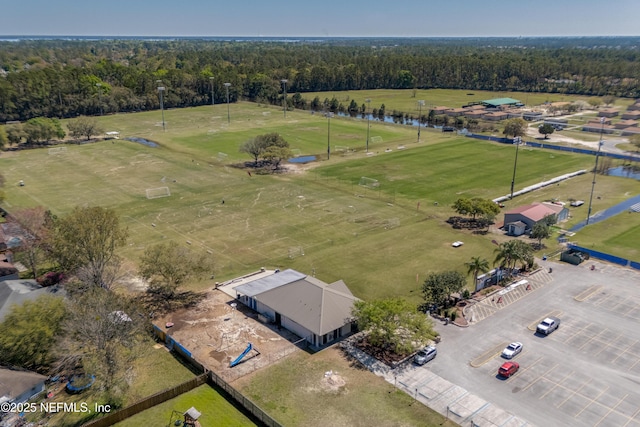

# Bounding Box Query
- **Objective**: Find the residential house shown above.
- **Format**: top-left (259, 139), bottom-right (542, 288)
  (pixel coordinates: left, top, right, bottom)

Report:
top-left (614, 119), bottom-right (639, 130)
top-left (483, 111), bottom-right (509, 121)
top-left (598, 108), bottom-right (620, 118)
top-left (0, 367), bottom-right (47, 404)
top-left (621, 110), bottom-right (640, 120)
top-left (582, 123), bottom-right (615, 134)
top-left (0, 279), bottom-right (63, 322)
top-left (224, 269), bottom-right (358, 349)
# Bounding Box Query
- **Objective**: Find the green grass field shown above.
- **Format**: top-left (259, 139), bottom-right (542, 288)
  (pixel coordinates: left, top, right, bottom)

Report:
top-left (114, 384), bottom-right (257, 427)
top-left (2, 90), bottom-right (639, 427)
top-left (1, 99), bottom-right (638, 301)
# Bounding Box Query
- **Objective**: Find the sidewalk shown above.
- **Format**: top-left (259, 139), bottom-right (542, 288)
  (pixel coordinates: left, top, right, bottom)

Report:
top-left (341, 339), bottom-right (533, 427)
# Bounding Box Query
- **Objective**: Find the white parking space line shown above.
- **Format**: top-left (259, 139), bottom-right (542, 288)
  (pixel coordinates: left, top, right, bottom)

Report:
top-left (622, 407), bottom-right (640, 427)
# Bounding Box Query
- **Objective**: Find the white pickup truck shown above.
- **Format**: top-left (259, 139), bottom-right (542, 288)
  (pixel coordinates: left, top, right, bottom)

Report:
top-left (536, 317), bottom-right (560, 335)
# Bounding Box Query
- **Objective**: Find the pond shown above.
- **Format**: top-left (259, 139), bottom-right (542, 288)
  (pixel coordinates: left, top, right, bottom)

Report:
top-left (124, 137), bottom-right (158, 148)
top-left (607, 166), bottom-right (640, 181)
top-left (288, 155), bottom-right (317, 163)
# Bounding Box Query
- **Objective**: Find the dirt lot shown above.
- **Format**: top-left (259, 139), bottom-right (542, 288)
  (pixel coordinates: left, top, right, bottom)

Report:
top-left (155, 290), bottom-right (302, 382)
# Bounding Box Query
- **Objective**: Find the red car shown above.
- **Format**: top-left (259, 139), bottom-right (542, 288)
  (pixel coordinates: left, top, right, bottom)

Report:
top-left (498, 361), bottom-right (519, 378)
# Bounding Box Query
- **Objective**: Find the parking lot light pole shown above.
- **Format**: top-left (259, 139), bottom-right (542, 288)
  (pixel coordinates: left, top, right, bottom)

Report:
top-left (510, 136), bottom-right (522, 199)
top-left (209, 77), bottom-right (215, 106)
top-left (157, 82), bottom-right (165, 132)
top-left (224, 83), bottom-right (231, 124)
top-left (586, 117), bottom-right (606, 225)
top-left (417, 100), bottom-right (425, 142)
top-left (281, 79), bottom-right (288, 118)
top-left (366, 98), bottom-right (371, 153)
top-left (326, 112), bottom-right (333, 160)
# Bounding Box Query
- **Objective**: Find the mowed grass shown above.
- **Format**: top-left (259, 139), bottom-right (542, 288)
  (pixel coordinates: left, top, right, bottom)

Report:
top-left (234, 346), bottom-right (458, 427)
top-left (299, 88), bottom-right (596, 112)
top-left (2, 102), bottom-right (637, 302)
top-left (114, 384), bottom-right (258, 427)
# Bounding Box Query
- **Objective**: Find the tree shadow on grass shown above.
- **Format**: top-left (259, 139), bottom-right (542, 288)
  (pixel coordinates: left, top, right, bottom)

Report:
top-left (141, 290), bottom-right (206, 316)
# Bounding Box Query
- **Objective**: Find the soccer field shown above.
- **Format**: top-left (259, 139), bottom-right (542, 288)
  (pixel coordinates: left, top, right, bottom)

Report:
top-left (1, 102), bottom-right (638, 302)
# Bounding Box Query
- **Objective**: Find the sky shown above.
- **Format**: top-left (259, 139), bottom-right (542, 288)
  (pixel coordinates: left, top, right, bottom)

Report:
top-left (2, 0), bottom-right (639, 38)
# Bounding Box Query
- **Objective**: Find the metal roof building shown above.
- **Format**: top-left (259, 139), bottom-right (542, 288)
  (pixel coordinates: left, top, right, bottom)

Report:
top-left (482, 97), bottom-right (521, 108)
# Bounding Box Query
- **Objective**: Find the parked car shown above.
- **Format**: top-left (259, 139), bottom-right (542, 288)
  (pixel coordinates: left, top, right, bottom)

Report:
top-left (501, 342), bottom-right (523, 359)
top-left (536, 317), bottom-right (561, 335)
top-left (498, 361), bottom-right (519, 378)
top-left (414, 345), bottom-right (437, 365)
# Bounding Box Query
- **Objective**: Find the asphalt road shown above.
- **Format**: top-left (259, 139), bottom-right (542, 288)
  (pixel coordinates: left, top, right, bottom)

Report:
top-left (431, 259), bottom-right (640, 427)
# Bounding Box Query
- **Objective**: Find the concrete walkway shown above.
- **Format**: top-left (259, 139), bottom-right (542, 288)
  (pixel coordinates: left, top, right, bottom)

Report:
top-left (342, 340), bottom-right (533, 427)
top-left (570, 193), bottom-right (640, 232)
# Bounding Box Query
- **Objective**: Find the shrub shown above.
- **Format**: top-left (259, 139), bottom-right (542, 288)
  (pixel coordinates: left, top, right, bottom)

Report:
top-left (37, 271), bottom-right (66, 287)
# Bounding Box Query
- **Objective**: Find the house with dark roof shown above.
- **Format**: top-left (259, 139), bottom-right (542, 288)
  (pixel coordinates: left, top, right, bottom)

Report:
top-left (0, 367), bottom-right (47, 404)
top-left (503, 202), bottom-right (569, 236)
top-left (0, 279), bottom-right (63, 322)
top-left (227, 269), bottom-right (358, 349)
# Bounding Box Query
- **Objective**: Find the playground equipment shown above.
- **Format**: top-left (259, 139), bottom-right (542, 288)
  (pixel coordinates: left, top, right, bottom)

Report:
top-left (229, 343), bottom-right (260, 367)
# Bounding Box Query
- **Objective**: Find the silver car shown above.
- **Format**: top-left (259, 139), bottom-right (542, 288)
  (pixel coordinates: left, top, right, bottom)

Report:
top-left (414, 345), bottom-right (437, 365)
top-left (502, 342), bottom-right (523, 359)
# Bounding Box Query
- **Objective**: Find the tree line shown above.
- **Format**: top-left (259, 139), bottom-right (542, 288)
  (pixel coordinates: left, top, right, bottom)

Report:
top-left (1, 38), bottom-right (640, 122)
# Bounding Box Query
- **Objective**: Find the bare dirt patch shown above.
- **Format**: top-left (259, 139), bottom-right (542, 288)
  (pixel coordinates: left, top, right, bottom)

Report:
top-left (155, 290), bottom-right (301, 382)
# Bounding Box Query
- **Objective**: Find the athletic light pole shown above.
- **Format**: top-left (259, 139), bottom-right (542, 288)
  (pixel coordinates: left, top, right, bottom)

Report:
top-left (510, 136), bottom-right (522, 199)
top-left (366, 98), bottom-right (371, 153)
top-left (157, 81), bottom-right (165, 131)
top-left (209, 77), bottom-right (215, 106)
top-left (586, 117), bottom-right (606, 225)
top-left (326, 112), bottom-right (333, 160)
top-left (417, 100), bottom-right (425, 142)
top-left (224, 83), bottom-right (231, 124)
top-left (281, 79), bottom-right (288, 118)
top-left (96, 83), bottom-right (103, 116)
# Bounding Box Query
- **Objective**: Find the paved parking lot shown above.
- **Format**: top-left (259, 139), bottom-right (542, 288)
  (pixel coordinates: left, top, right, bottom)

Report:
top-left (431, 259), bottom-right (640, 427)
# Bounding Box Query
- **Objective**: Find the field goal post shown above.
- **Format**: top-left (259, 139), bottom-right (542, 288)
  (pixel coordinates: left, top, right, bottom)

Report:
top-left (146, 187), bottom-right (171, 199)
top-left (48, 146), bottom-right (68, 155)
top-left (359, 176), bottom-right (380, 190)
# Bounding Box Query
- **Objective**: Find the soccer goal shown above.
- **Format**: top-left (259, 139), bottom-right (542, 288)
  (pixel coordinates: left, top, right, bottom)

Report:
top-left (146, 187), bottom-right (171, 199)
top-left (48, 146), bottom-right (67, 155)
top-left (217, 152), bottom-right (228, 162)
top-left (359, 177), bottom-right (380, 189)
top-left (370, 136), bottom-right (383, 144)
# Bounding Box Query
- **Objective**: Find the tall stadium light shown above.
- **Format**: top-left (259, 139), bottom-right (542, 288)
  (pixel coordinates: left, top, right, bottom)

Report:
top-left (157, 83), bottom-right (165, 132)
top-left (224, 83), bottom-right (231, 124)
top-left (586, 117), bottom-right (606, 225)
top-left (326, 112), bottom-right (333, 160)
top-left (366, 98), bottom-right (371, 153)
top-left (209, 77), bottom-right (215, 106)
top-left (510, 136), bottom-right (522, 199)
top-left (281, 79), bottom-right (288, 118)
top-left (417, 100), bottom-right (425, 142)
top-left (96, 83), bottom-right (103, 116)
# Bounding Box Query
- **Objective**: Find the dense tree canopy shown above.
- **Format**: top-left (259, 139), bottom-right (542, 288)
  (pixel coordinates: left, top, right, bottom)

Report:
top-left (421, 271), bottom-right (467, 307)
top-left (352, 298), bottom-right (436, 355)
top-left (48, 206), bottom-right (128, 289)
top-left (1, 38), bottom-right (639, 122)
top-left (0, 295), bottom-right (66, 371)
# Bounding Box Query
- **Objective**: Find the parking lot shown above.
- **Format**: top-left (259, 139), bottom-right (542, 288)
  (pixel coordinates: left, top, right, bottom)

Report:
top-left (428, 260), bottom-right (640, 427)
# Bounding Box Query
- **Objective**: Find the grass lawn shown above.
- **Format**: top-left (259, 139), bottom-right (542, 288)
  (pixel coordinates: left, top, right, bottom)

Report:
top-left (114, 384), bottom-right (258, 427)
top-left (234, 346), bottom-right (458, 427)
top-left (298, 89), bottom-right (595, 113)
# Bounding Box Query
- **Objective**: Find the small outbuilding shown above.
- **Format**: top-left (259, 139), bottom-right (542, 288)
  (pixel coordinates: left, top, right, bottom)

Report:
top-left (503, 202), bottom-right (569, 236)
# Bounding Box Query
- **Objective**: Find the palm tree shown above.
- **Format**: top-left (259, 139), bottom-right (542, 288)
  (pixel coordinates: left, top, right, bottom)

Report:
top-left (494, 240), bottom-right (534, 278)
top-left (465, 256), bottom-right (490, 290)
